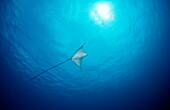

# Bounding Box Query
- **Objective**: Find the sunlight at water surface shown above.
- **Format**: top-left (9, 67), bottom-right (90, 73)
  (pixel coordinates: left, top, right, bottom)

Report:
top-left (91, 2), bottom-right (115, 24)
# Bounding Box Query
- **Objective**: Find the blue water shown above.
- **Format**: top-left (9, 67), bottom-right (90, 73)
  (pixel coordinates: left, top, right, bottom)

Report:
top-left (0, 0), bottom-right (170, 110)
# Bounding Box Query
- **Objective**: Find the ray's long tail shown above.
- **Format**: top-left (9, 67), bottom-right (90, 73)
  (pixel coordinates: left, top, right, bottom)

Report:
top-left (30, 58), bottom-right (71, 80)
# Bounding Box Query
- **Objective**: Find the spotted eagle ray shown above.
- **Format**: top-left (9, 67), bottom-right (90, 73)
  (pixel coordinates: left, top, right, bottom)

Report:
top-left (30, 43), bottom-right (87, 80)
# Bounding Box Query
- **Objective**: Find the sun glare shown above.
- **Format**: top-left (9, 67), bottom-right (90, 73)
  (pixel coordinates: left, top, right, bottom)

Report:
top-left (96, 4), bottom-right (110, 20)
top-left (91, 2), bottom-right (114, 24)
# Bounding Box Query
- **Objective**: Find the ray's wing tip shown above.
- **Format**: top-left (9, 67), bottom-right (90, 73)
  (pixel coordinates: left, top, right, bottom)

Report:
top-left (82, 43), bottom-right (87, 46)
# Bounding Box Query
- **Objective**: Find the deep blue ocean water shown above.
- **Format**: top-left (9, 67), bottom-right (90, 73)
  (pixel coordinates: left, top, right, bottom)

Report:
top-left (0, 0), bottom-right (170, 110)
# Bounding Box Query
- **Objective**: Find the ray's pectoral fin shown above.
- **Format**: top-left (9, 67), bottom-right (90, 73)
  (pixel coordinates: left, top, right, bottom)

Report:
top-left (72, 43), bottom-right (87, 68)
top-left (73, 58), bottom-right (82, 68)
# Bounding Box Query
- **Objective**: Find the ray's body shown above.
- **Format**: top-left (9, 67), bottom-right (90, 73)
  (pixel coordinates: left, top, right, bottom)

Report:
top-left (30, 43), bottom-right (87, 80)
